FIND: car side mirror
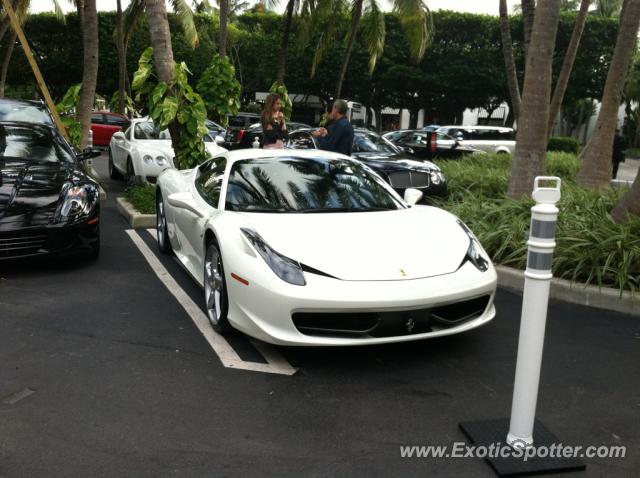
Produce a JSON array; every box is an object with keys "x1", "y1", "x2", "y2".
[
  {"x1": 403, "y1": 188, "x2": 423, "y2": 205},
  {"x1": 76, "y1": 148, "x2": 101, "y2": 161},
  {"x1": 112, "y1": 131, "x2": 126, "y2": 141},
  {"x1": 167, "y1": 192, "x2": 203, "y2": 217},
  {"x1": 214, "y1": 135, "x2": 224, "y2": 145}
]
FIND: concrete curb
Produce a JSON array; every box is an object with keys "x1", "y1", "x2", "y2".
[
  {"x1": 116, "y1": 197, "x2": 156, "y2": 229},
  {"x1": 496, "y1": 265, "x2": 637, "y2": 317}
]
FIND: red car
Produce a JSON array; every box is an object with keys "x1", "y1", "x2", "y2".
[{"x1": 91, "y1": 111, "x2": 130, "y2": 147}]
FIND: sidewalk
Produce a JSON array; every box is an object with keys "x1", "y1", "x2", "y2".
[{"x1": 617, "y1": 157, "x2": 639, "y2": 182}]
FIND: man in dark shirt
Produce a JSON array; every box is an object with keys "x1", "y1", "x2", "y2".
[
  {"x1": 612, "y1": 131, "x2": 626, "y2": 179},
  {"x1": 313, "y1": 99, "x2": 354, "y2": 156}
]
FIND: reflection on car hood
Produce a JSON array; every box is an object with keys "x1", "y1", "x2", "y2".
[
  {"x1": 0, "y1": 158, "x2": 87, "y2": 229},
  {"x1": 240, "y1": 206, "x2": 469, "y2": 281}
]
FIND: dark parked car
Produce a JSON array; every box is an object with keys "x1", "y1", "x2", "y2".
[
  {"x1": 286, "y1": 128, "x2": 447, "y2": 199},
  {"x1": 0, "y1": 122, "x2": 101, "y2": 260},
  {"x1": 224, "y1": 120, "x2": 312, "y2": 150},
  {"x1": 383, "y1": 129, "x2": 479, "y2": 159}
]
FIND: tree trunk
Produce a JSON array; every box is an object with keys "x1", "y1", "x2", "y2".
[
  {"x1": 219, "y1": 0, "x2": 228, "y2": 57},
  {"x1": 507, "y1": 0, "x2": 562, "y2": 199},
  {"x1": 335, "y1": 0, "x2": 363, "y2": 100},
  {"x1": 522, "y1": 0, "x2": 536, "y2": 62},
  {"x1": 77, "y1": 0, "x2": 99, "y2": 150},
  {"x1": 0, "y1": 30, "x2": 16, "y2": 98},
  {"x1": 276, "y1": 0, "x2": 295, "y2": 83},
  {"x1": 548, "y1": 0, "x2": 590, "y2": 137},
  {"x1": 145, "y1": 0, "x2": 180, "y2": 159},
  {"x1": 116, "y1": 0, "x2": 126, "y2": 114},
  {"x1": 577, "y1": 0, "x2": 640, "y2": 189},
  {"x1": 499, "y1": 0, "x2": 521, "y2": 120},
  {"x1": 612, "y1": 171, "x2": 640, "y2": 221}
]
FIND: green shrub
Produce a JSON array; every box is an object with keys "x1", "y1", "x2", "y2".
[
  {"x1": 124, "y1": 184, "x2": 156, "y2": 215},
  {"x1": 197, "y1": 54, "x2": 241, "y2": 127},
  {"x1": 433, "y1": 154, "x2": 640, "y2": 293},
  {"x1": 548, "y1": 136, "x2": 581, "y2": 154}
]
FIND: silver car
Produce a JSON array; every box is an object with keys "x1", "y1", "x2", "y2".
[{"x1": 436, "y1": 125, "x2": 516, "y2": 154}]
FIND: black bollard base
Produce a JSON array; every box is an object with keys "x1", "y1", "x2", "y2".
[{"x1": 458, "y1": 418, "x2": 585, "y2": 477}]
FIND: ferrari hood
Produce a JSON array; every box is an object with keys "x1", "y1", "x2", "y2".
[
  {"x1": 0, "y1": 158, "x2": 73, "y2": 228},
  {"x1": 240, "y1": 206, "x2": 470, "y2": 281}
]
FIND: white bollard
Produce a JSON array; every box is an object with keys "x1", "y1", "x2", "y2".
[{"x1": 506, "y1": 176, "x2": 562, "y2": 450}]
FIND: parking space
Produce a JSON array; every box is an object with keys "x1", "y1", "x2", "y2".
[{"x1": 0, "y1": 154, "x2": 638, "y2": 477}]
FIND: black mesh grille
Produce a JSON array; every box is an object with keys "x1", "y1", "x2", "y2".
[
  {"x1": 0, "y1": 231, "x2": 47, "y2": 259},
  {"x1": 292, "y1": 295, "x2": 491, "y2": 338}
]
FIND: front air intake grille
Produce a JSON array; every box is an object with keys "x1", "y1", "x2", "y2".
[
  {"x1": 292, "y1": 295, "x2": 491, "y2": 338},
  {"x1": 0, "y1": 232, "x2": 47, "y2": 259}
]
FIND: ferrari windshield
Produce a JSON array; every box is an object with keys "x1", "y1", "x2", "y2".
[
  {"x1": 0, "y1": 124, "x2": 74, "y2": 163},
  {"x1": 354, "y1": 132, "x2": 399, "y2": 154},
  {"x1": 225, "y1": 157, "x2": 404, "y2": 213}
]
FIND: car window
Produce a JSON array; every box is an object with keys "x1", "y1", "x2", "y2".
[
  {"x1": 91, "y1": 113, "x2": 104, "y2": 124},
  {"x1": 226, "y1": 157, "x2": 403, "y2": 213},
  {"x1": 105, "y1": 114, "x2": 129, "y2": 127},
  {"x1": 0, "y1": 103, "x2": 54, "y2": 125},
  {"x1": 407, "y1": 133, "x2": 429, "y2": 145},
  {"x1": 353, "y1": 132, "x2": 398, "y2": 154},
  {"x1": 0, "y1": 124, "x2": 75, "y2": 163},
  {"x1": 134, "y1": 122, "x2": 169, "y2": 140},
  {"x1": 195, "y1": 156, "x2": 227, "y2": 208},
  {"x1": 288, "y1": 133, "x2": 315, "y2": 149}
]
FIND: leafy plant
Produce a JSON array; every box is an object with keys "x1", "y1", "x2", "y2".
[
  {"x1": 269, "y1": 81, "x2": 292, "y2": 120},
  {"x1": 109, "y1": 90, "x2": 137, "y2": 115},
  {"x1": 56, "y1": 84, "x2": 82, "y2": 148},
  {"x1": 132, "y1": 47, "x2": 210, "y2": 170},
  {"x1": 125, "y1": 184, "x2": 156, "y2": 214},
  {"x1": 548, "y1": 136, "x2": 581, "y2": 154},
  {"x1": 433, "y1": 153, "x2": 640, "y2": 293},
  {"x1": 196, "y1": 54, "x2": 241, "y2": 127}
]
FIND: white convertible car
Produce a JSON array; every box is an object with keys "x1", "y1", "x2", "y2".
[
  {"x1": 108, "y1": 117, "x2": 226, "y2": 183},
  {"x1": 156, "y1": 148, "x2": 497, "y2": 346}
]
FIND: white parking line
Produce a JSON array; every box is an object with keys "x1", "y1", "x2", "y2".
[{"x1": 126, "y1": 229, "x2": 296, "y2": 376}]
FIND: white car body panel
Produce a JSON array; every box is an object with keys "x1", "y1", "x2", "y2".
[
  {"x1": 157, "y1": 149, "x2": 497, "y2": 346},
  {"x1": 109, "y1": 117, "x2": 226, "y2": 183}
]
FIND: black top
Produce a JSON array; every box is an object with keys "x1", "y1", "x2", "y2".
[
  {"x1": 262, "y1": 118, "x2": 288, "y2": 145},
  {"x1": 316, "y1": 116, "x2": 355, "y2": 156}
]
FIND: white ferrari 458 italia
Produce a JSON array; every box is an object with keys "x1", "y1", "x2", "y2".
[
  {"x1": 156, "y1": 148, "x2": 497, "y2": 346},
  {"x1": 108, "y1": 117, "x2": 226, "y2": 184}
]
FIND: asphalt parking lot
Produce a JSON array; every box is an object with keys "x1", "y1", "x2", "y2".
[{"x1": 0, "y1": 154, "x2": 638, "y2": 477}]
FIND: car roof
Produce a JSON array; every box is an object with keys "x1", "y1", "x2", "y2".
[
  {"x1": 0, "y1": 98, "x2": 47, "y2": 108},
  {"x1": 438, "y1": 125, "x2": 513, "y2": 131},
  {"x1": 224, "y1": 147, "x2": 352, "y2": 167}
]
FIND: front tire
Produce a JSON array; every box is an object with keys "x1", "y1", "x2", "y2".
[
  {"x1": 156, "y1": 192, "x2": 171, "y2": 255},
  {"x1": 125, "y1": 157, "x2": 136, "y2": 184},
  {"x1": 204, "y1": 241, "x2": 231, "y2": 333}
]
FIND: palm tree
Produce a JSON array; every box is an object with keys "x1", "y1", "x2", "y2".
[
  {"x1": 275, "y1": 0, "x2": 300, "y2": 83},
  {"x1": 577, "y1": 0, "x2": 640, "y2": 189},
  {"x1": 547, "y1": 0, "x2": 591, "y2": 136},
  {"x1": 77, "y1": 0, "x2": 99, "y2": 150},
  {"x1": 323, "y1": 0, "x2": 433, "y2": 100},
  {"x1": 145, "y1": 0, "x2": 180, "y2": 153},
  {"x1": 116, "y1": 0, "x2": 198, "y2": 114},
  {"x1": 507, "y1": 0, "x2": 563, "y2": 199},
  {"x1": 499, "y1": 0, "x2": 521, "y2": 120},
  {"x1": 612, "y1": 171, "x2": 640, "y2": 221}
]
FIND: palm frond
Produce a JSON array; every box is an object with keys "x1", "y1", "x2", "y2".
[
  {"x1": 123, "y1": 0, "x2": 146, "y2": 45},
  {"x1": 51, "y1": 0, "x2": 66, "y2": 22},
  {"x1": 169, "y1": 0, "x2": 199, "y2": 47},
  {"x1": 361, "y1": 0, "x2": 385, "y2": 75},
  {"x1": 393, "y1": 0, "x2": 434, "y2": 63}
]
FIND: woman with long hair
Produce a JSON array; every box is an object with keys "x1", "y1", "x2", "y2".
[{"x1": 261, "y1": 93, "x2": 288, "y2": 149}]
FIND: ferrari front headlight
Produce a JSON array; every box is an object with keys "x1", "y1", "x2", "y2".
[
  {"x1": 56, "y1": 183, "x2": 98, "y2": 223},
  {"x1": 457, "y1": 220, "x2": 489, "y2": 272},
  {"x1": 241, "y1": 228, "x2": 306, "y2": 286}
]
